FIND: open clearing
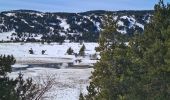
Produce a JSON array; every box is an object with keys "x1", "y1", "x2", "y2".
[{"x1": 0, "y1": 42, "x2": 98, "y2": 100}]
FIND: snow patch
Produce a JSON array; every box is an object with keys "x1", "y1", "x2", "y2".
[
  {"x1": 58, "y1": 17, "x2": 70, "y2": 31},
  {"x1": 49, "y1": 23, "x2": 57, "y2": 26},
  {"x1": 117, "y1": 29, "x2": 127, "y2": 34},
  {"x1": 21, "y1": 19, "x2": 28, "y2": 24},
  {"x1": 120, "y1": 15, "x2": 144, "y2": 30},
  {"x1": 117, "y1": 20, "x2": 124, "y2": 26},
  {"x1": 12, "y1": 64, "x2": 28, "y2": 68},
  {"x1": 113, "y1": 16, "x2": 118, "y2": 20},
  {"x1": 4, "y1": 13, "x2": 15, "y2": 17},
  {"x1": 9, "y1": 67, "x2": 93, "y2": 100},
  {"x1": 36, "y1": 13, "x2": 44, "y2": 17},
  {"x1": 136, "y1": 23, "x2": 144, "y2": 30},
  {"x1": 0, "y1": 30, "x2": 16, "y2": 41},
  {"x1": 95, "y1": 22, "x2": 101, "y2": 31}
]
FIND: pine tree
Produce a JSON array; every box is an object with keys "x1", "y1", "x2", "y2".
[
  {"x1": 0, "y1": 77, "x2": 18, "y2": 100},
  {"x1": 0, "y1": 55, "x2": 16, "y2": 76},
  {"x1": 67, "y1": 47, "x2": 74, "y2": 55},
  {"x1": 15, "y1": 73, "x2": 39, "y2": 100},
  {"x1": 0, "y1": 55, "x2": 41, "y2": 100},
  {"x1": 123, "y1": 0, "x2": 170, "y2": 99},
  {"x1": 79, "y1": 92, "x2": 85, "y2": 100},
  {"x1": 0, "y1": 55, "x2": 18, "y2": 100},
  {"x1": 29, "y1": 48, "x2": 34, "y2": 54},
  {"x1": 85, "y1": 14, "x2": 130, "y2": 100},
  {"x1": 79, "y1": 44, "x2": 86, "y2": 56},
  {"x1": 128, "y1": 0, "x2": 170, "y2": 99},
  {"x1": 85, "y1": 0, "x2": 170, "y2": 100}
]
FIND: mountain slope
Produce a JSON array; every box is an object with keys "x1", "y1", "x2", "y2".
[{"x1": 0, "y1": 10, "x2": 153, "y2": 42}]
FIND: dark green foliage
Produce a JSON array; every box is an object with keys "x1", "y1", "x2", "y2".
[
  {"x1": 0, "y1": 55, "x2": 18, "y2": 100},
  {"x1": 79, "y1": 92, "x2": 85, "y2": 100},
  {"x1": 41, "y1": 50, "x2": 46, "y2": 55},
  {"x1": 126, "y1": 0, "x2": 170, "y2": 99},
  {"x1": 41, "y1": 34, "x2": 66, "y2": 43},
  {"x1": 67, "y1": 47, "x2": 74, "y2": 55},
  {"x1": 29, "y1": 48, "x2": 34, "y2": 54},
  {"x1": 79, "y1": 44, "x2": 86, "y2": 56},
  {"x1": 47, "y1": 40, "x2": 51, "y2": 44},
  {"x1": 85, "y1": 14, "x2": 130, "y2": 100},
  {"x1": 82, "y1": 32, "x2": 99, "y2": 42},
  {"x1": 0, "y1": 55, "x2": 16, "y2": 76},
  {"x1": 15, "y1": 73, "x2": 39, "y2": 100},
  {"x1": 85, "y1": 82, "x2": 97, "y2": 100},
  {"x1": 0, "y1": 77, "x2": 18, "y2": 100},
  {"x1": 0, "y1": 55, "x2": 39, "y2": 100},
  {"x1": 84, "y1": 0, "x2": 170, "y2": 100}
]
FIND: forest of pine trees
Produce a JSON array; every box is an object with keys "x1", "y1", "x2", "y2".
[{"x1": 82, "y1": 0, "x2": 170, "y2": 100}]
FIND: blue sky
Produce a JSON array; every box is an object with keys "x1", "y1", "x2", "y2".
[{"x1": 0, "y1": 0, "x2": 169, "y2": 12}]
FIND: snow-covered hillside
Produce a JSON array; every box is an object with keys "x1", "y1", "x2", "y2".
[{"x1": 0, "y1": 10, "x2": 153, "y2": 42}]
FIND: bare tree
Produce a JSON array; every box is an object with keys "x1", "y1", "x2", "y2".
[
  {"x1": 34, "y1": 73, "x2": 56, "y2": 100},
  {"x1": 15, "y1": 72, "x2": 56, "y2": 100}
]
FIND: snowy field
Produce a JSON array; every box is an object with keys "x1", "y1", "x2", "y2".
[
  {"x1": 0, "y1": 42, "x2": 98, "y2": 100},
  {"x1": 0, "y1": 43, "x2": 99, "y2": 65},
  {"x1": 9, "y1": 67, "x2": 93, "y2": 100}
]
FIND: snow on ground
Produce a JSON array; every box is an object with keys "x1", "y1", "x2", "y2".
[
  {"x1": 136, "y1": 22, "x2": 144, "y2": 30},
  {"x1": 113, "y1": 16, "x2": 118, "y2": 21},
  {"x1": 58, "y1": 17, "x2": 70, "y2": 31},
  {"x1": 4, "y1": 13, "x2": 15, "y2": 17},
  {"x1": 0, "y1": 43, "x2": 98, "y2": 63},
  {"x1": 21, "y1": 19, "x2": 28, "y2": 24},
  {"x1": 12, "y1": 64, "x2": 28, "y2": 68},
  {"x1": 0, "y1": 30, "x2": 16, "y2": 41},
  {"x1": 32, "y1": 34, "x2": 43, "y2": 40},
  {"x1": 0, "y1": 43, "x2": 98, "y2": 65},
  {"x1": 95, "y1": 22, "x2": 101, "y2": 31},
  {"x1": 0, "y1": 42, "x2": 99, "y2": 100},
  {"x1": 9, "y1": 67, "x2": 93, "y2": 100},
  {"x1": 120, "y1": 15, "x2": 144, "y2": 30},
  {"x1": 35, "y1": 13, "x2": 44, "y2": 17},
  {"x1": 117, "y1": 20, "x2": 124, "y2": 26},
  {"x1": 117, "y1": 29, "x2": 127, "y2": 34}
]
